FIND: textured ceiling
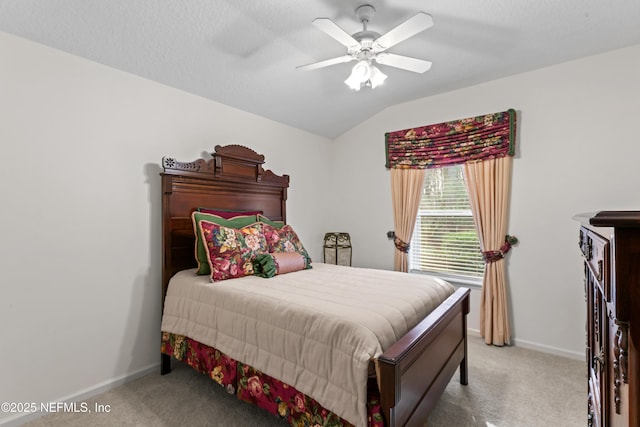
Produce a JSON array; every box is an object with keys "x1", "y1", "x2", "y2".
[{"x1": 1, "y1": 0, "x2": 639, "y2": 138}]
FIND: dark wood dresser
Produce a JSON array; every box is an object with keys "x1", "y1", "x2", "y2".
[{"x1": 575, "y1": 212, "x2": 640, "y2": 427}]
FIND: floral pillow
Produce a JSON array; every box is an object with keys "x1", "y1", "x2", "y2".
[
  {"x1": 191, "y1": 212, "x2": 259, "y2": 275},
  {"x1": 199, "y1": 220, "x2": 268, "y2": 281},
  {"x1": 262, "y1": 224, "x2": 312, "y2": 269}
]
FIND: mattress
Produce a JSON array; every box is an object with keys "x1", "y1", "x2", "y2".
[{"x1": 161, "y1": 262, "x2": 454, "y2": 427}]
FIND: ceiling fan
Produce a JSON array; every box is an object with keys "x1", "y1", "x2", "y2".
[{"x1": 297, "y1": 4, "x2": 433, "y2": 91}]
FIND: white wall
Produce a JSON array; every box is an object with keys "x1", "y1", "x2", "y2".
[
  {"x1": 0, "y1": 31, "x2": 331, "y2": 425},
  {"x1": 330, "y1": 44, "x2": 640, "y2": 358}
]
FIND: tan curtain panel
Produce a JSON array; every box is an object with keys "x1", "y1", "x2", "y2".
[
  {"x1": 463, "y1": 157, "x2": 513, "y2": 346},
  {"x1": 390, "y1": 168, "x2": 426, "y2": 272}
]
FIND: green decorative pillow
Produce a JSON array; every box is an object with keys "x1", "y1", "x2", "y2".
[
  {"x1": 257, "y1": 214, "x2": 285, "y2": 229},
  {"x1": 198, "y1": 208, "x2": 263, "y2": 219},
  {"x1": 200, "y1": 221, "x2": 267, "y2": 281},
  {"x1": 262, "y1": 223, "x2": 312, "y2": 269},
  {"x1": 192, "y1": 211, "x2": 258, "y2": 275}
]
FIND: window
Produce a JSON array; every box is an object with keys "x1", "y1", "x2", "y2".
[{"x1": 409, "y1": 165, "x2": 484, "y2": 281}]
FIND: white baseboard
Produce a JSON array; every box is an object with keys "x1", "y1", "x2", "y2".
[
  {"x1": 511, "y1": 337, "x2": 584, "y2": 360},
  {"x1": 467, "y1": 328, "x2": 584, "y2": 361},
  {"x1": 0, "y1": 363, "x2": 159, "y2": 427}
]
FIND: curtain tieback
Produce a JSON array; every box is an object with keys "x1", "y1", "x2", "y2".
[
  {"x1": 482, "y1": 235, "x2": 518, "y2": 263},
  {"x1": 394, "y1": 237, "x2": 410, "y2": 253}
]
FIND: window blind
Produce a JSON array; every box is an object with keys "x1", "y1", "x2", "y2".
[{"x1": 409, "y1": 165, "x2": 484, "y2": 279}]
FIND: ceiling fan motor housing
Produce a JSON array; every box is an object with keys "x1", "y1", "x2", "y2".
[
  {"x1": 348, "y1": 31, "x2": 380, "y2": 58},
  {"x1": 351, "y1": 4, "x2": 379, "y2": 59}
]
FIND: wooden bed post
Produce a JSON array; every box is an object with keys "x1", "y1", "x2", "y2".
[
  {"x1": 161, "y1": 353, "x2": 171, "y2": 375},
  {"x1": 460, "y1": 293, "x2": 469, "y2": 385}
]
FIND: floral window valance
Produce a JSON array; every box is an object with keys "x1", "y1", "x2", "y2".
[{"x1": 385, "y1": 109, "x2": 517, "y2": 169}]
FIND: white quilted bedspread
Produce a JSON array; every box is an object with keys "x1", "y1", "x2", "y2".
[{"x1": 161, "y1": 262, "x2": 454, "y2": 427}]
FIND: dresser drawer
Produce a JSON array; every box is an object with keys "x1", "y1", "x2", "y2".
[{"x1": 579, "y1": 227, "x2": 610, "y2": 301}]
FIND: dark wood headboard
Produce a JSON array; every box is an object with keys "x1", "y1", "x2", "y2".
[{"x1": 160, "y1": 144, "x2": 290, "y2": 302}]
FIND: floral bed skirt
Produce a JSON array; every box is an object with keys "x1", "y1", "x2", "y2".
[{"x1": 161, "y1": 332, "x2": 384, "y2": 427}]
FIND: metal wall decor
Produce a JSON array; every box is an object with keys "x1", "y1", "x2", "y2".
[{"x1": 323, "y1": 232, "x2": 352, "y2": 266}]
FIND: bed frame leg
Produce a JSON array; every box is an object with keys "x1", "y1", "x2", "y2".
[
  {"x1": 459, "y1": 315, "x2": 468, "y2": 385},
  {"x1": 459, "y1": 354, "x2": 468, "y2": 385},
  {"x1": 161, "y1": 353, "x2": 172, "y2": 375}
]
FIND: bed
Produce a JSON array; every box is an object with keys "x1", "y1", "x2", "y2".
[{"x1": 160, "y1": 144, "x2": 470, "y2": 427}]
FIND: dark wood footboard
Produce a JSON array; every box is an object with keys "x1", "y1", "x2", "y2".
[{"x1": 378, "y1": 287, "x2": 470, "y2": 427}]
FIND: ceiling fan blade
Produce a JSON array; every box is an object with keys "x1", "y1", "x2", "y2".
[
  {"x1": 312, "y1": 18, "x2": 361, "y2": 49},
  {"x1": 296, "y1": 55, "x2": 354, "y2": 71},
  {"x1": 374, "y1": 53, "x2": 432, "y2": 73},
  {"x1": 372, "y1": 12, "x2": 433, "y2": 52}
]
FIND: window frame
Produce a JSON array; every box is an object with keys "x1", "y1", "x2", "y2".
[{"x1": 408, "y1": 165, "x2": 484, "y2": 288}]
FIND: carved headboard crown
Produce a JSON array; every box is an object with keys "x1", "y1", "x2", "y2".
[{"x1": 162, "y1": 144, "x2": 289, "y2": 186}]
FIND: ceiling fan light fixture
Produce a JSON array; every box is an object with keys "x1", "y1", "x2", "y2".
[
  {"x1": 344, "y1": 60, "x2": 372, "y2": 91},
  {"x1": 344, "y1": 72, "x2": 363, "y2": 91},
  {"x1": 368, "y1": 65, "x2": 387, "y2": 88},
  {"x1": 345, "y1": 60, "x2": 386, "y2": 91}
]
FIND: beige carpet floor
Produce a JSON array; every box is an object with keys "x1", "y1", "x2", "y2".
[{"x1": 22, "y1": 335, "x2": 586, "y2": 427}]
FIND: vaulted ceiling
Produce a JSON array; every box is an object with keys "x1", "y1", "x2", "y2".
[{"x1": 1, "y1": 0, "x2": 639, "y2": 138}]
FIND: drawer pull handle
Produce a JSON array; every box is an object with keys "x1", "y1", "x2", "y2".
[
  {"x1": 598, "y1": 260, "x2": 603, "y2": 281},
  {"x1": 593, "y1": 351, "x2": 605, "y2": 372}
]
